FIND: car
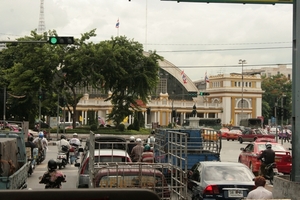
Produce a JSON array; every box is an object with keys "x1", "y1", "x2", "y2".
[
  {"x1": 187, "y1": 161, "x2": 255, "y2": 200},
  {"x1": 238, "y1": 138, "x2": 292, "y2": 175},
  {"x1": 93, "y1": 164, "x2": 170, "y2": 199},
  {"x1": 226, "y1": 129, "x2": 241, "y2": 141},
  {"x1": 58, "y1": 121, "x2": 81, "y2": 130},
  {"x1": 269, "y1": 127, "x2": 281, "y2": 135},
  {"x1": 219, "y1": 127, "x2": 230, "y2": 139},
  {"x1": 75, "y1": 148, "x2": 132, "y2": 188},
  {"x1": 237, "y1": 128, "x2": 275, "y2": 143}
]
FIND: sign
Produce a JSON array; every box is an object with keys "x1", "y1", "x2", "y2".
[{"x1": 161, "y1": 0, "x2": 292, "y2": 4}]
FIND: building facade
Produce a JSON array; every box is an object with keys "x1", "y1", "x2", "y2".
[{"x1": 66, "y1": 58, "x2": 263, "y2": 127}]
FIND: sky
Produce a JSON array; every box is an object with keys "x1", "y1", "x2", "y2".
[{"x1": 0, "y1": 0, "x2": 293, "y2": 81}]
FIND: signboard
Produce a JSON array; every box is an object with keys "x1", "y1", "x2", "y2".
[{"x1": 161, "y1": 0, "x2": 293, "y2": 4}]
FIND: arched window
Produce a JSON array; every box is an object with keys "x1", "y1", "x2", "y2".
[{"x1": 238, "y1": 99, "x2": 249, "y2": 108}]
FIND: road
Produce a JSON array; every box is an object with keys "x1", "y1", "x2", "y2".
[{"x1": 26, "y1": 136, "x2": 292, "y2": 191}]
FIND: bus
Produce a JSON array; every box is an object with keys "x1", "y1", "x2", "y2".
[{"x1": 239, "y1": 118, "x2": 262, "y2": 129}]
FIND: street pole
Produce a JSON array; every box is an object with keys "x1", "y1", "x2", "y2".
[
  {"x1": 281, "y1": 95, "x2": 286, "y2": 145},
  {"x1": 57, "y1": 94, "x2": 59, "y2": 140},
  {"x1": 275, "y1": 99, "x2": 278, "y2": 143},
  {"x1": 3, "y1": 86, "x2": 6, "y2": 125},
  {"x1": 239, "y1": 59, "x2": 247, "y2": 121}
]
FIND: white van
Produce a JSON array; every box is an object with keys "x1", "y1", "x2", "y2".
[{"x1": 58, "y1": 121, "x2": 81, "y2": 129}]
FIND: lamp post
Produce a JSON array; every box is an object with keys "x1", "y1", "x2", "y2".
[{"x1": 239, "y1": 59, "x2": 247, "y2": 121}]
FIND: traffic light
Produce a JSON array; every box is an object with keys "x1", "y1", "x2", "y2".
[
  {"x1": 199, "y1": 92, "x2": 210, "y2": 96},
  {"x1": 38, "y1": 91, "x2": 43, "y2": 100},
  {"x1": 188, "y1": 92, "x2": 198, "y2": 97},
  {"x1": 49, "y1": 36, "x2": 74, "y2": 45}
]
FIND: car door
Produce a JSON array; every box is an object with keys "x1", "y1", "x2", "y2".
[{"x1": 244, "y1": 144, "x2": 254, "y2": 167}]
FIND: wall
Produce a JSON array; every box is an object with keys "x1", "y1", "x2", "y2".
[{"x1": 273, "y1": 175, "x2": 300, "y2": 200}]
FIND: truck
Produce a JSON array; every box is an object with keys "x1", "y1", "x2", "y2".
[
  {"x1": 0, "y1": 121, "x2": 29, "y2": 190},
  {"x1": 153, "y1": 127, "x2": 222, "y2": 184},
  {"x1": 85, "y1": 131, "x2": 188, "y2": 200}
]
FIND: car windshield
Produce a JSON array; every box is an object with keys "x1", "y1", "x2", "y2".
[
  {"x1": 203, "y1": 165, "x2": 254, "y2": 182},
  {"x1": 257, "y1": 144, "x2": 286, "y2": 151}
]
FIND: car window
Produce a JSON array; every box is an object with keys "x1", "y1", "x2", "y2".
[
  {"x1": 257, "y1": 144, "x2": 286, "y2": 152},
  {"x1": 203, "y1": 166, "x2": 254, "y2": 181},
  {"x1": 245, "y1": 144, "x2": 254, "y2": 152}
]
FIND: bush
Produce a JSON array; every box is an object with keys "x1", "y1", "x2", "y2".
[
  {"x1": 127, "y1": 124, "x2": 134, "y2": 130},
  {"x1": 90, "y1": 124, "x2": 98, "y2": 131},
  {"x1": 118, "y1": 124, "x2": 125, "y2": 132}
]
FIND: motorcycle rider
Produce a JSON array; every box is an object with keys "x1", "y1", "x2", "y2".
[
  {"x1": 25, "y1": 136, "x2": 37, "y2": 174},
  {"x1": 33, "y1": 131, "x2": 48, "y2": 162},
  {"x1": 69, "y1": 133, "x2": 81, "y2": 164},
  {"x1": 141, "y1": 144, "x2": 154, "y2": 163},
  {"x1": 257, "y1": 142, "x2": 275, "y2": 177},
  {"x1": 127, "y1": 136, "x2": 136, "y2": 154},
  {"x1": 130, "y1": 138, "x2": 144, "y2": 162},
  {"x1": 39, "y1": 159, "x2": 66, "y2": 189},
  {"x1": 57, "y1": 135, "x2": 71, "y2": 164}
]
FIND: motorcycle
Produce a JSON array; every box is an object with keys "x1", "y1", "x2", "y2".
[
  {"x1": 264, "y1": 162, "x2": 278, "y2": 185},
  {"x1": 56, "y1": 145, "x2": 69, "y2": 169},
  {"x1": 69, "y1": 144, "x2": 80, "y2": 164},
  {"x1": 36, "y1": 147, "x2": 46, "y2": 165},
  {"x1": 39, "y1": 173, "x2": 66, "y2": 189},
  {"x1": 28, "y1": 148, "x2": 38, "y2": 176}
]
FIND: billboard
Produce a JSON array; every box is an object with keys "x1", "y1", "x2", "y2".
[{"x1": 161, "y1": 0, "x2": 292, "y2": 4}]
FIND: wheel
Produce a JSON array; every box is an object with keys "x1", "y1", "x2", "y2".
[
  {"x1": 232, "y1": 139, "x2": 234, "y2": 141},
  {"x1": 250, "y1": 163, "x2": 258, "y2": 176},
  {"x1": 269, "y1": 170, "x2": 274, "y2": 185},
  {"x1": 192, "y1": 195, "x2": 201, "y2": 200},
  {"x1": 59, "y1": 165, "x2": 62, "y2": 169},
  {"x1": 239, "y1": 138, "x2": 243, "y2": 144},
  {"x1": 227, "y1": 139, "x2": 229, "y2": 141}
]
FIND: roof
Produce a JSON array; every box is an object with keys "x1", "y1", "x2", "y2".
[
  {"x1": 93, "y1": 149, "x2": 130, "y2": 157},
  {"x1": 200, "y1": 161, "x2": 247, "y2": 167}
]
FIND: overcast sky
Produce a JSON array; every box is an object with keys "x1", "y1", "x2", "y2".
[{"x1": 0, "y1": 0, "x2": 293, "y2": 81}]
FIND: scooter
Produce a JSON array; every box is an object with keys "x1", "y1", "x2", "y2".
[
  {"x1": 36, "y1": 147, "x2": 46, "y2": 165},
  {"x1": 69, "y1": 144, "x2": 80, "y2": 164},
  {"x1": 264, "y1": 162, "x2": 278, "y2": 185},
  {"x1": 56, "y1": 145, "x2": 68, "y2": 169},
  {"x1": 28, "y1": 148, "x2": 38, "y2": 176}
]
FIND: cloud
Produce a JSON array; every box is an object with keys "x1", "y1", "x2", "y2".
[{"x1": 0, "y1": 0, "x2": 293, "y2": 80}]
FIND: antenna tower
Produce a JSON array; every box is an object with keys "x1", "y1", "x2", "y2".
[{"x1": 37, "y1": 0, "x2": 46, "y2": 34}]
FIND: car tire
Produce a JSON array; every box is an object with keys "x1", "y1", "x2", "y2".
[
  {"x1": 227, "y1": 139, "x2": 229, "y2": 141},
  {"x1": 239, "y1": 138, "x2": 243, "y2": 144},
  {"x1": 192, "y1": 195, "x2": 201, "y2": 200}
]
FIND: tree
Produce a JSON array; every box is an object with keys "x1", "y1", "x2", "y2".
[
  {"x1": 95, "y1": 36, "x2": 162, "y2": 126},
  {"x1": 261, "y1": 74, "x2": 292, "y2": 124}
]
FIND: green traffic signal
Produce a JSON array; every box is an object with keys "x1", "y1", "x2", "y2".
[
  {"x1": 199, "y1": 92, "x2": 210, "y2": 96},
  {"x1": 49, "y1": 36, "x2": 74, "y2": 45}
]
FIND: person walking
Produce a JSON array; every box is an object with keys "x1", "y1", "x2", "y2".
[
  {"x1": 130, "y1": 138, "x2": 144, "y2": 162},
  {"x1": 246, "y1": 176, "x2": 273, "y2": 199}
]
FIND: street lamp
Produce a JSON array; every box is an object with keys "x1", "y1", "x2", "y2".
[{"x1": 239, "y1": 59, "x2": 247, "y2": 121}]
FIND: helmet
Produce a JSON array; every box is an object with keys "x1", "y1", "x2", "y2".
[
  {"x1": 129, "y1": 136, "x2": 135, "y2": 142},
  {"x1": 73, "y1": 133, "x2": 78, "y2": 137},
  {"x1": 136, "y1": 138, "x2": 142, "y2": 143},
  {"x1": 38, "y1": 132, "x2": 44, "y2": 139},
  {"x1": 144, "y1": 144, "x2": 151, "y2": 151},
  {"x1": 48, "y1": 159, "x2": 57, "y2": 171},
  {"x1": 265, "y1": 142, "x2": 272, "y2": 149},
  {"x1": 61, "y1": 135, "x2": 66, "y2": 140}
]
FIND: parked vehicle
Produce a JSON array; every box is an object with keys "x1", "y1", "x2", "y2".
[
  {"x1": 187, "y1": 161, "x2": 255, "y2": 200},
  {"x1": 238, "y1": 128, "x2": 275, "y2": 143},
  {"x1": 75, "y1": 137, "x2": 132, "y2": 188},
  {"x1": 0, "y1": 121, "x2": 29, "y2": 189},
  {"x1": 226, "y1": 129, "x2": 242, "y2": 141},
  {"x1": 93, "y1": 163, "x2": 171, "y2": 199},
  {"x1": 238, "y1": 138, "x2": 292, "y2": 175}
]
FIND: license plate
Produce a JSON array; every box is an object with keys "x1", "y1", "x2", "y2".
[
  {"x1": 228, "y1": 190, "x2": 243, "y2": 198},
  {"x1": 273, "y1": 168, "x2": 278, "y2": 173}
]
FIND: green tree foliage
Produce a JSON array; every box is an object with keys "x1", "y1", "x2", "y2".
[
  {"x1": 261, "y1": 74, "x2": 292, "y2": 124},
  {"x1": 97, "y1": 36, "x2": 162, "y2": 126}
]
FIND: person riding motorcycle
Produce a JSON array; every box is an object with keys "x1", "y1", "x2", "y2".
[
  {"x1": 33, "y1": 131, "x2": 48, "y2": 163},
  {"x1": 68, "y1": 133, "x2": 81, "y2": 164},
  {"x1": 57, "y1": 135, "x2": 71, "y2": 163},
  {"x1": 39, "y1": 159, "x2": 66, "y2": 189},
  {"x1": 257, "y1": 142, "x2": 275, "y2": 177}
]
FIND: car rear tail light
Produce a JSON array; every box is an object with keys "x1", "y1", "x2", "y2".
[{"x1": 203, "y1": 185, "x2": 220, "y2": 195}]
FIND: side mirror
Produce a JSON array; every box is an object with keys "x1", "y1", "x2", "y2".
[{"x1": 240, "y1": 147, "x2": 245, "y2": 151}]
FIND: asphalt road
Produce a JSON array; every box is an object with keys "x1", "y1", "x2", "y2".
[{"x1": 26, "y1": 135, "x2": 292, "y2": 192}]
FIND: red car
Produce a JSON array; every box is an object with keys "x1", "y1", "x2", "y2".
[
  {"x1": 226, "y1": 129, "x2": 241, "y2": 141},
  {"x1": 237, "y1": 128, "x2": 275, "y2": 144},
  {"x1": 238, "y1": 138, "x2": 292, "y2": 175}
]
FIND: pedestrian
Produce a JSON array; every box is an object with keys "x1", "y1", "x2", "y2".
[
  {"x1": 246, "y1": 176, "x2": 273, "y2": 199},
  {"x1": 130, "y1": 138, "x2": 144, "y2": 162},
  {"x1": 141, "y1": 144, "x2": 154, "y2": 163}
]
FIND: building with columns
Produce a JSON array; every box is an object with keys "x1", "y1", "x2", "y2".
[{"x1": 66, "y1": 58, "x2": 263, "y2": 127}]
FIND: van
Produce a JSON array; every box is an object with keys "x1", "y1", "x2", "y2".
[{"x1": 58, "y1": 121, "x2": 81, "y2": 129}]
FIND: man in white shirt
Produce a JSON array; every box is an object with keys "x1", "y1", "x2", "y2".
[
  {"x1": 56, "y1": 135, "x2": 71, "y2": 163},
  {"x1": 247, "y1": 176, "x2": 273, "y2": 199},
  {"x1": 69, "y1": 133, "x2": 81, "y2": 164}
]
